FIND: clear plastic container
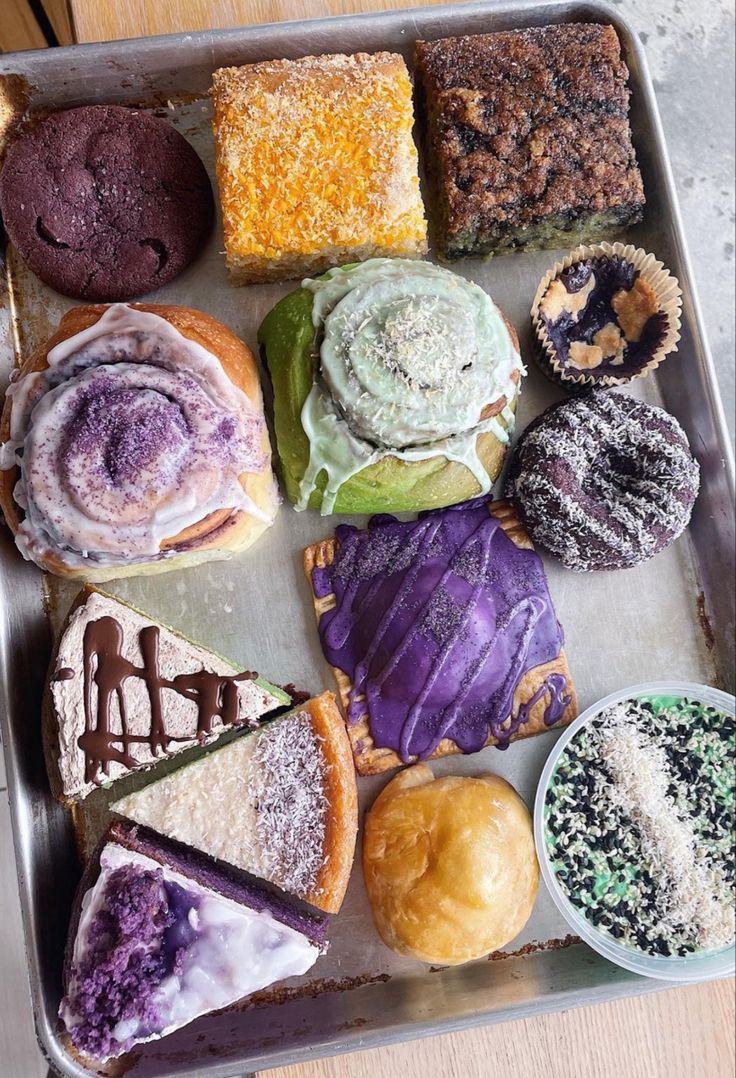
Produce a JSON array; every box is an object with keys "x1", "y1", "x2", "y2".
[{"x1": 534, "y1": 681, "x2": 736, "y2": 982}]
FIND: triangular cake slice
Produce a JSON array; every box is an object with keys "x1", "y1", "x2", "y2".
[
  {"x1": 113, "y1": 693, "x2": 358, "y2": 913},
  {"x1": 46, "y1": 587, "x2": 290, "y2": 804},
  {"x1": 59, "y1": 820, "x2": 327, "y2": 1066}
]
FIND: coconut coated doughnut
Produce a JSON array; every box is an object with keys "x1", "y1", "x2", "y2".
[{"x1": 505, "y1": 391, "x2": 700, "y2": 572}]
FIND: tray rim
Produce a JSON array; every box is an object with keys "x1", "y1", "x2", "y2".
[
  {"x1": 0, "y1": 0, "x2": 732, "y2": 483},
  {"x1": 0, "y1": 2, "x2": 734, "y2": 1076}
]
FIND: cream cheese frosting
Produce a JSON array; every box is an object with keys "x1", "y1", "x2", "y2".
[
  {"x1": 52, "y1": 591, "x2": 285, "y2": 800},
  {"x1": 297, "y1": 259, "x2": 523, "y2": 513},
  {"x1": 1, "y1": 304, "x2": 274, "y2": 571},
  {"x1": 113, "y1": 710, "x2": 329, "y2": 900},
  {"x1": 61, "y1": 841, "x2": 320, "y2": 1060}
]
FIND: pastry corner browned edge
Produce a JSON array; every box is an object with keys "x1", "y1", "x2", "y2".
[
  {"x1": 297, "y1": 692, "x2": 359, "y2": 913},
  {"x1": 303, "y1": 500, "x2": 578, "y2": 776}
]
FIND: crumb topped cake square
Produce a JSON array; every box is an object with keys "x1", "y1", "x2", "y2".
[
  {"x1": 211, "y1": 52, "x2": 427, "y2": 284},
  {"x1": 415, "y1": 24, "x2": 645, "y2": 258}
]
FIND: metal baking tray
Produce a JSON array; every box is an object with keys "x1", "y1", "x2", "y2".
[{"x1": 0, "y1": 2, "x2": 733, "y2": 1076}]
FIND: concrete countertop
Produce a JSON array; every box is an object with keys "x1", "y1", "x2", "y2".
[{"x1": 617, "y1": 0, "x2": 735, "y2": 434}]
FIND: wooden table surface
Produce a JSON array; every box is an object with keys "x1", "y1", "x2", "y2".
[{"x1": 0, "y1": 1, "x2": 733, "y2": 1076}]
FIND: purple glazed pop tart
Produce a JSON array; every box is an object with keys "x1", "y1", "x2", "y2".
[{"x1": 304, "y1": 499, "x2": 577, "y2": 775}]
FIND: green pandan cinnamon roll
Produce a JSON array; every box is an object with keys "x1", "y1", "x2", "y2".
[{"x1": 258, "y1": 258, "x2": 524, "y2": 515}]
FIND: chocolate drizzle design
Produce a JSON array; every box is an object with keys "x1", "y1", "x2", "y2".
[
  {"x1": 314, "y1": 500, "x2": 571, "y2": 760},
  {"x1": 79, "y1": 616, "x2": 256, "y2": 785}
]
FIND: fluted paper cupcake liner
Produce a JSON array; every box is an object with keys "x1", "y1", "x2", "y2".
[{"x1": 531, "y1": 241, "x2": 683, "y2": 392}]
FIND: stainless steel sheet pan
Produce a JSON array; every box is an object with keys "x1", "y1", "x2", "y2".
[{"x1": 0, "y1": 2, "x2": 733, "y2": 1076}]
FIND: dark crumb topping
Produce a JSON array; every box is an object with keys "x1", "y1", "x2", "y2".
[{"x1": 415, "y1": 24, "x2": 645, "y2": 247}]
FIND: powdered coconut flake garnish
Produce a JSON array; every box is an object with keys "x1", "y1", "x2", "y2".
[
  {"x1": 250, "y1": 712, "x2": 329, "y2": 897},
  {"x1": 599, "y1": 704, "x2": 734, "y2": 951}
]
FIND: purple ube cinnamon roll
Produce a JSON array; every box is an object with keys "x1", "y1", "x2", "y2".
[{"x1": 0, "y1": 302, "x2": 279, "y2": 580}]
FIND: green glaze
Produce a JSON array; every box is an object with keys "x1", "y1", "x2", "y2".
[{"x1": 258, "y1": 260, "x2": 521, "y2": 515}]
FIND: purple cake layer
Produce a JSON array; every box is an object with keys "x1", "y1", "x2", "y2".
[
  {"x1": 63, "y1": 820, "x2": 328, "y2": 993},
  {"x1": 313, "y1": 499, "x2": 568, "y2": 761},
  {"x1": 103, "y1": 821, "x2": 329, "y2": 944}
]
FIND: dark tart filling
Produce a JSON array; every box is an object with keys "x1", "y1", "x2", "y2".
[
  {"x1": 538, "y1": 255, "x2": 668, "y2": 379},
  {"x1": 545, "y1": 696, "x2": 735, "y2": 958}
]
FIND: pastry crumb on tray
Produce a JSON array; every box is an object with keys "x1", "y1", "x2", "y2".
[{"x1": 415, "y1": 23, "x2": 645, "y2": 258}]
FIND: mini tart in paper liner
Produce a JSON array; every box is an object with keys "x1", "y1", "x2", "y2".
[{"x1": 531, "y1": 242, "x2": 682, "y2": 392}]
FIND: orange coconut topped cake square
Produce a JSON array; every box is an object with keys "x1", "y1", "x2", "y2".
[{"x1": 210, "y1": 51, "x2": 427, "y2": 283}]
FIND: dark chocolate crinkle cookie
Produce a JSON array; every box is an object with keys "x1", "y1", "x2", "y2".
[
  {"x1": 504, "y1": 391, "x2": 700, "y2": 572},
  {"x1": 0, "y1": 105, "x2": 214, "y2": 301}
]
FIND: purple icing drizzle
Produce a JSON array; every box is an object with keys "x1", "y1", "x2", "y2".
[
  {"x1": 316, "y1": 500, "x2": 568, "y2": 760},
  {"x1": 63, "y1": 863, "x2": 202, "y2": 1060}
]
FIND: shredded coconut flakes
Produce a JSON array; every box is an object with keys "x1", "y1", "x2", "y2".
[
  {"x1": 250, "y1": 712, "x2": 329, "y2": 897},
  {"x1": 599, "y1": 704, "x2": 734, "y2": 951}
]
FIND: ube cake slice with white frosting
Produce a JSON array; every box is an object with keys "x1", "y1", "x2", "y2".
[
  {"x1": 46, "y1": 587, "x2": 290, "y2": 804},
  {"x1": 60, "y1": 820, "x2": 327, "y2": 1066},
  {"x1": 113, "y1": 693, "x2": 358, "y2": 914}
]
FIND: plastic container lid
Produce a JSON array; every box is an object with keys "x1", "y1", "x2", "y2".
[{"x1": 534, "y1": 681, "x2": 736, "y2": 982}]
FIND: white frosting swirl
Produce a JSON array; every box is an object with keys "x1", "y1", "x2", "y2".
[
  {"x1": 1, "y1": 304, "x2": 273, "y2": 571},
  {"x1": 298, "y1": 260, "x2": 523, "y2": 513}
]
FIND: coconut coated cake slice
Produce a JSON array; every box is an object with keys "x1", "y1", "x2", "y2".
[
  {"x1": 60, "y1": 820, "x2": 327, "y2": 1065},
  {"x1": 113, "y1": 693, "x2": 358, "y2": 913},
  {"x1": 46, "y1": 587, "x2": 290, "y2": 804}
]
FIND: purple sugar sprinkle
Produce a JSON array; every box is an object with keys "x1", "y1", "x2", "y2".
[
  {"x1": 64, "y1": 382, "x2": 189, "y2": 485},
  {"x1": 216, "y1": 415, "x2": 236, "y2": 442}
]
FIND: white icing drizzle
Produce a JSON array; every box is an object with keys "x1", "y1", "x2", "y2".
[
  {"x1": 297, "y1": 259, "x2": 523, "y2": 513},
  {"x1": 598, "y1": 705, "x2": 734, "y2": 951},
  {"x1": 61, "y1": 842, "x2": 320, "y2": 1060},
  {"x1": 1, "y1": 304, "x2": 275, "y2": 570}
]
